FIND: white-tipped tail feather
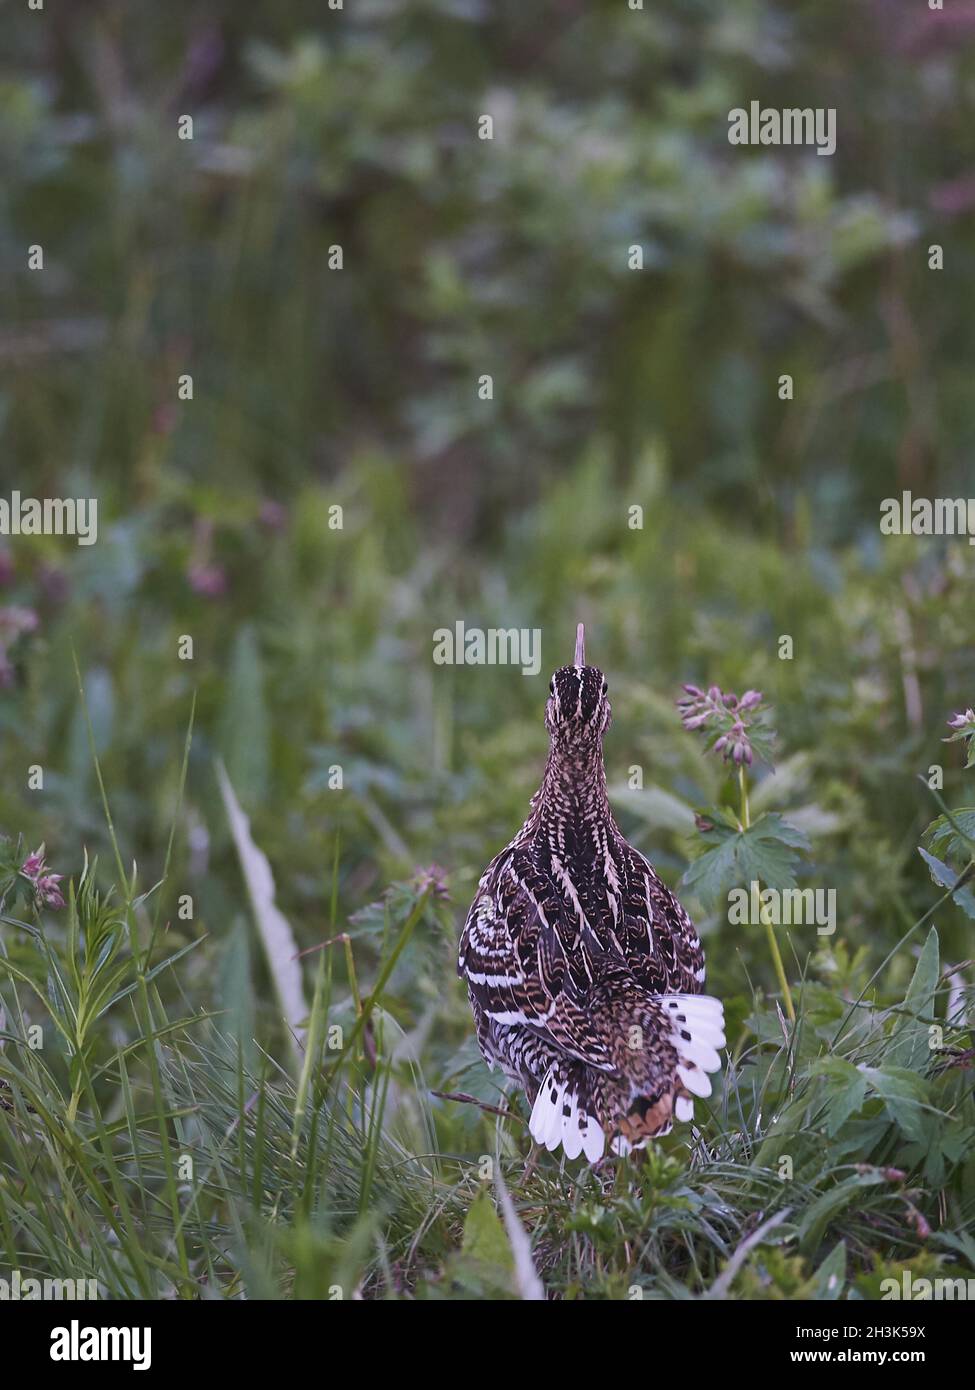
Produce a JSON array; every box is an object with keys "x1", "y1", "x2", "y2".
[
  {"x1": 529, "y1": 1070, "x2": 606, "y2": 1164},
  {"x1": 664, "y1": 992, "x2": 725, "y2": 1108},
  {"x1": 528, "y1": 993, "x2": 725, "y2": 1163}
]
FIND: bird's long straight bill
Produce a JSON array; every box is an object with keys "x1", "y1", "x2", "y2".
[{"x1": 574, "y1": 623, "x2": 585, "y2": 666}]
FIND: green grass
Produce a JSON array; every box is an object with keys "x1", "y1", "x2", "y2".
[{"x1": 1, "y1": 663, "x2": 973, "y2": 1299}]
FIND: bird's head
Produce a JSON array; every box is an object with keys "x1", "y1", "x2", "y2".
[{"x1": 545, "y1": 624, "x2": 612, "y2": 746}]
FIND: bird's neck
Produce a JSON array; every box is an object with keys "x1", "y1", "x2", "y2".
[{"x1": 528, "y1": 738, "x2": 613, "y2": 838}]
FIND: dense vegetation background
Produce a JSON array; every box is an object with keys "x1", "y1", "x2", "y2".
[{"x1": 1, "y1": 0, "x2": 973, "y2": 1300}]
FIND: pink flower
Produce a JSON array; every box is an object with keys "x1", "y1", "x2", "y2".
[
  {"x1": 21, "y1": 847, "x2": 46, "y2": 879},
  {"x1": 20, "y1": 846, "x2": 66, "y2": 909},
  {"x1": 677, "y1": 682, "x2": 766, "y2": 766},
  {"x1": 681, "y1": 712, "x2": 710, "y2": 730},
  {"x1": 36, "y1": 874, "x2": 65, "y2": 909},
  {"x1": 677, "y1": 686, "x2": 719, "y2": 731},
  {"x1": 725, "y1": 720, "x2": 754, "y2": 766}
]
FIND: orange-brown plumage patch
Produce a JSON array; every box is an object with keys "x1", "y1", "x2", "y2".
[{"x1": 614, "y1": 1090, "x2": 674, "y2": 1146}]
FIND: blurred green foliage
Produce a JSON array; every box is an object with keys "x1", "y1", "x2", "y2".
[{"x1": 1, "y1": 0, "x2": 974, "y2": 1298}]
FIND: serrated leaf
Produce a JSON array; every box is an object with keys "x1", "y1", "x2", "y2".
[
  {"x1": 858, "y1": 1065, "x2": 930, "y2": 1141},
  {"x1": 925, "y1": 808, "x2": 975, "y2": 861},
  {"x1": 827, "y1": 1116, "x2": 893, "y2": 1161},
  {"x1": 681, "y1": 812, "x2": 811, "y2": 905},
  {"x1": 810, "y1": 1058, "x2": 869, "y2": 1135}
]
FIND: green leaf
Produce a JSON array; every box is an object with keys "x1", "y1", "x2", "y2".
[
  {"x1": 462, "y1": 1190, "x2": 513, "y2": 1270},
  {"x1": 682, "y1": 812, "x2": 811, "y2": 904},
  {"x1": 799, "y1": 1172, "x2": 888, "y2": 1253},
  {"x1": 858, "y1": 1065, "x2": 931, "y2": 1142},
  {"x1": 218, "y1": 624, "x2": 269, "y2": 806},
  {"x1": 925, "y1": 808, "x2": 975, "y2": 861},
  {"x1": 887, "y1": 927, "x2": 939, "y2": 1071},
  {"x1": 942, "y1": 719, "x2": 975, "y2": 768},
  {"x1": 826, "y1": 1117, "x2": 892, "y2": 1161},
  {"x1": 809, "y1": 1058, "x2": 869, "y2": 1136},
  {"x1": 917, "y1": 848, "x2": 975, "y2": 919}
]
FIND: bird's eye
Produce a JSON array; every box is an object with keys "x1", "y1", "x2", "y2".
[
  {"x1": 549, "y1": 679, "x2": 555, "y2": 694},
  {"x1": 601, "y1": 679, "x2": 608, "y2": 695}
]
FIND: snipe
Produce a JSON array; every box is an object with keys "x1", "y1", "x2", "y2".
[{"x1": 458, "y1": 624, "x2": 724, "y2": 1162}]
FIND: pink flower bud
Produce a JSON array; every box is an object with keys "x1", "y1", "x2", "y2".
[
  {"x1": 36, "y1": 874, "x2": 65, "y2": 909},
  {"x1": 682, "y1": 713, "x2": 709, "y2": 730},
  {"x1": 21, "y1": 848, "x2": 45, "y2": 879}
]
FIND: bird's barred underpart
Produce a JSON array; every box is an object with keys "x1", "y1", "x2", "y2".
[{"x1": 458, "y1": 623, "x2": 725, "y2": 1164}]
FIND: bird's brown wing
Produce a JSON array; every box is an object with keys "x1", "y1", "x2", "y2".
[
  {"x1": 613, "y1": 845, "x2": 706, "y2": 995},
  {"x1": 458, "y1": 848, "x2": 617, "y2": 1072}
]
